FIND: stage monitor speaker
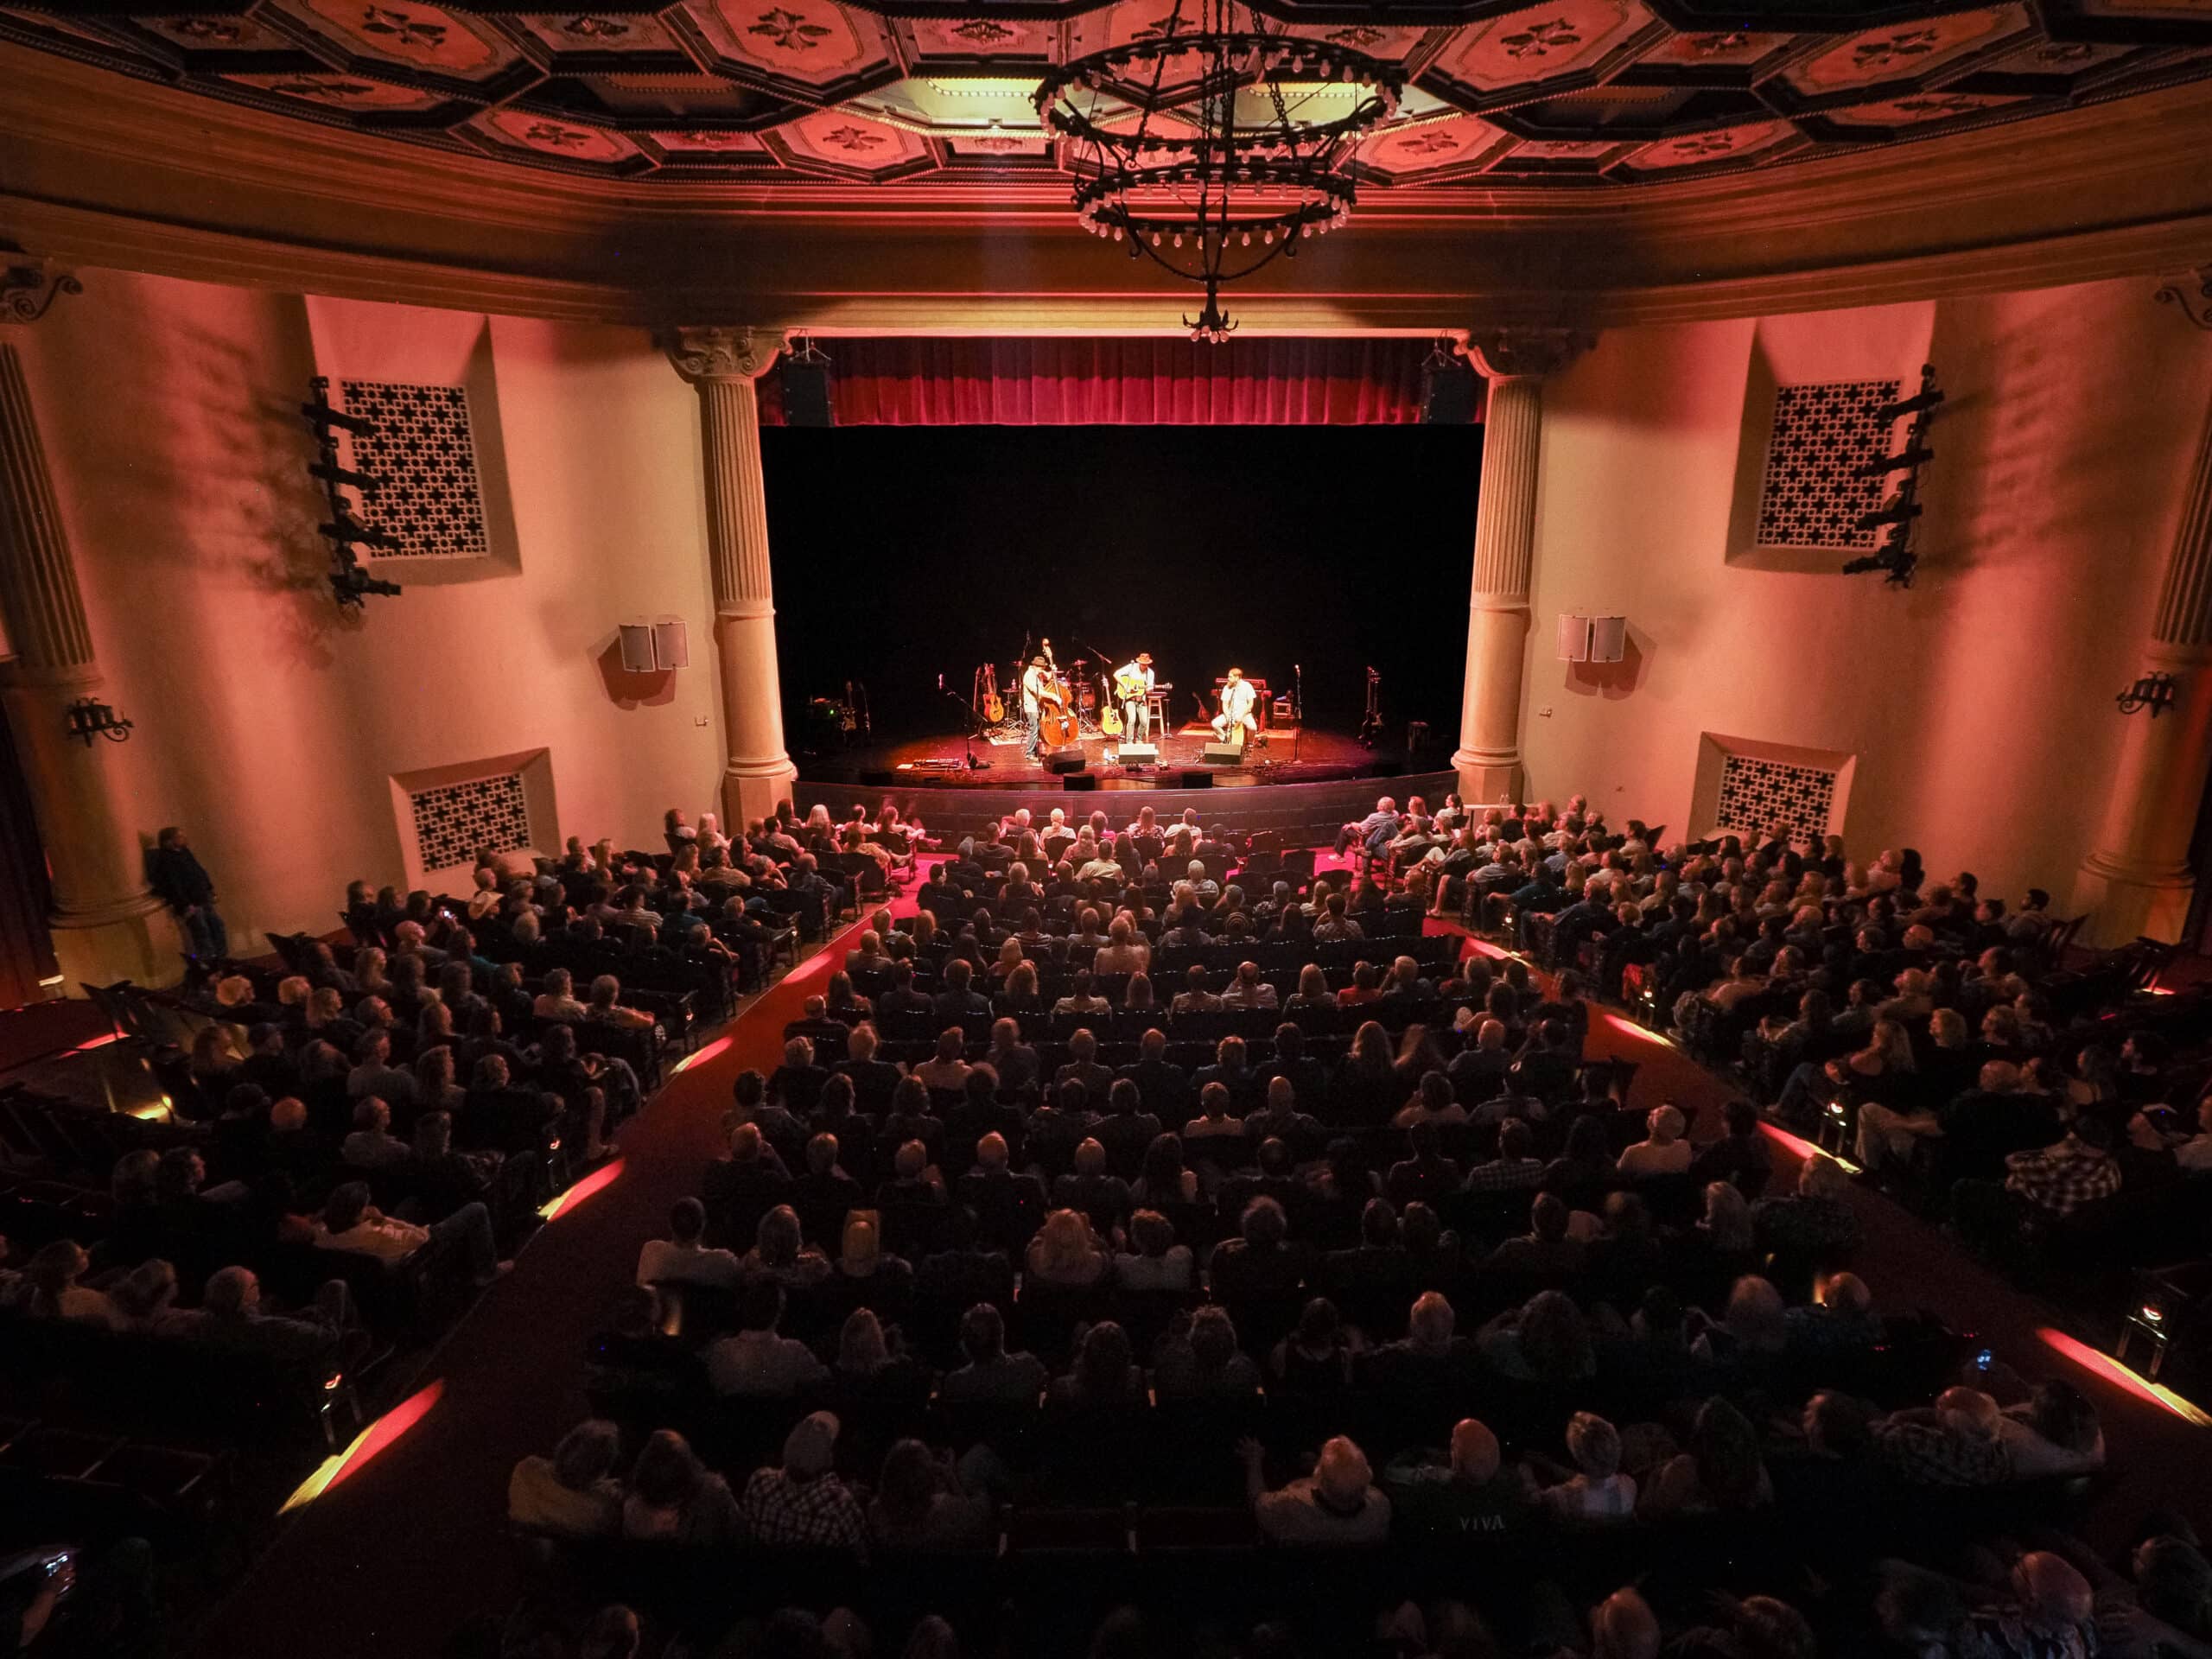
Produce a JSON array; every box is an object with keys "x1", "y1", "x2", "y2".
[
  {"x1": 1587, "y1": 615, "x2": 1627, "y2": 664},
  {"x1": 652, "y1": 620, "x2": 690, "y2": 670},
  {"x1": 1117, "y1": 743, "x2": 1159, "y2": 763},
  {"x1": 617, "y1": 624, "x2": 657, "y2": 673},
  {"x1": 1062, "y1": 773, "x2": 1098, "y2": 791},
  {"x1": 1201, "y1": 742, "x2": 1245, "y2": 764},
  {"x1": 1043, "y1": 748, "x2": 1086, "y2": 774},
  {"x1": 781, "y1": 357, "x2": 835, "y2": 427},
  {"x1": 1181, "y1": 771, "x2": 1215, "y2": 788},
  {"x1": 1421, "y1": 360, "x2": 1479, "y2": 425}
]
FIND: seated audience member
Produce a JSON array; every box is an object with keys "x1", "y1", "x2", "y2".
[
  {"x1": 1240, "y1": 1433, "x2": 1391, "y2": 1546},
  {"x1": 745, "y1": 1205, "x2": 832, "y2": 1288},
  {"x1": 637, "y1": 1197, "x2": 743, "y2": 1290},
  {"x1": 1025, "y1": 1207, "x2": 1111, "y2": 1289},
  {"x1": 1872, "y1": 1386, "x2": 2011, "y2": 1489},
  {"x1": 741, "y1": 1410, "x2": 868, "y2": 1558},
  {"x1": 867, "y1": 1438, "x2": 990, "y2": 1554},
  {"x1": 1379, "y1": 1418, "x2": 1531, "y2": 1541},
  {"x1": 941, "y1": 1303, "x2": 1047, "y2": 1407},
  {"x1": 197, "y1": 1265, "x2": 346, "y2": 1364},
  {"x1": 19, "y1": 1241, "x2": 122, "y2": 1330},
  {"x1": 1995, "y1": 1378, "x2": 2105, "y2": 1478},
  {"x1": 1152, "y1": 1305, "x2": 1262, "y2": 1399},
  {"x1": 706, "y1": 1276, "x2": 830, "y2": 1397},
  {"x1": 1637, "y1": 1396, "x2": 1773, "y2": 1518},
  {"x1": 341, "y1": 1096, "x2": 409, "y2": 1171},
  {"x1": 621, "y1": 1428, "x2": 740, "y2": 1546},
  {"x1": 1688, "y1": 1098, "x2": 1774, "y2": 1196},
  {"x1": 509, "y1": 1420, "x2": 623, "y2": 1539},
  {"x1": 1616, "y1": 1103, "x2": 1693, "y2": 1178},
  {"x1": 1114, "y1": 1208, "x2": 1194, "y2": 1291},
  {"x1": 1527, "y1": 1411, "x2": 1637, "y2": 1525},
  {"x1": 1051, "y1": 1320, "x2": 1146, "y2": 1408},
  {"x1": 313, "y1": 1180, "x2": 506, "y2": 1287}
]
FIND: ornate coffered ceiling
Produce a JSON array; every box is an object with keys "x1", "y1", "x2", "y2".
[{"x1": 3, "y1": 0, "x2": 2208, "y2": 193}]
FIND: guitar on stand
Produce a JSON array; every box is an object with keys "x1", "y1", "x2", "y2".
[{"x1": 978, "y1": 664, "x2": 1004, "y2": 725}]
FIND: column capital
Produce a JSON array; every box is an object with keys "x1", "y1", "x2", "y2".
[
  {"x1": 663, "y1": 326, "x2": 784, "y2": 385},
  {"x1": 1465, "y1": 326, "x2": 1596, "y2": 380},
  {"x1": 2154, "y1": 264, "x2": 2212, "y2": 332},
  {"x1": 0, "y1": 248, "x2": 82, "y2": 328}
]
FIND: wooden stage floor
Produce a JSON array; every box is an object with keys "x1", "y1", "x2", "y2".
[{"x1": 796, "y1": 722, "x2": 1424, "y2": 789}]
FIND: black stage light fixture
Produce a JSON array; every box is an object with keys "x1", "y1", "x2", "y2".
[
  {"x1": 1419, "y1": 340, "x2": 1478, "y2": 425},
  {"x1": 782, "y1": 335, "x2": 835, "y2": 428},
  {"x1": 301, "y1": 374, "x2": 402, "y2": 608}
]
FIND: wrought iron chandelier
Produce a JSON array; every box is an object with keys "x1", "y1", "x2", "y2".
[{"x1": 1034, "y1": 0, "x2": 1405, "y2": 342}]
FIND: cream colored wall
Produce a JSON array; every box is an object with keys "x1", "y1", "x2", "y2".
[
  {"x1": 1521, "y1": 277, "x2": 2212, "y2": 904},
  {"x1": 10, "y1": 270, "x2": 723, "y2": 948}
]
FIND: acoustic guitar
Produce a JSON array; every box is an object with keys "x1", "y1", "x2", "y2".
[{"x1": 980, "y1": 664, "x2": 1004, "y2": 724}]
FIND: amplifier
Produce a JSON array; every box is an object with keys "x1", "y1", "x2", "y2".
[
  {"x1": 1200, "y1": 742, "x2": 1244, "y2": 764},
  {"x1": 1116, "y1": 743, "x2": 1159, "y2": 763},
  {"x1": 1043, "y1": 748, "x2": 1087, "y2": 774}
]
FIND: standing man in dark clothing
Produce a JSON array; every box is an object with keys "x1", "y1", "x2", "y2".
[{"x1": 148, "y1": 824, "x2": 226, "y2": 959}]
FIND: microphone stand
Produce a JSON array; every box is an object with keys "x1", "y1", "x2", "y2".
[
  {"x1": 1293, "y1": 663, "x2": 1304, "y2": 765},
  {"x1": 940, "y1": 683, "x2": 989, "y2": 770}
]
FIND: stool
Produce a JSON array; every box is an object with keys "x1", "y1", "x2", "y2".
[{"x1": 1144, "y1": 691, "x2": 1168, "y2": 738}]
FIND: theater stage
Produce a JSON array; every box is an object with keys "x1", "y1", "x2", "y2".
[
  {"x1": 795, "y1": 721, "x2": 1432, "y2": 790},
  {"x1": 793, "y1": 723, "x2": 1456, "y2": 844}
]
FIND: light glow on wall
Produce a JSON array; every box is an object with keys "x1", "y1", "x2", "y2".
[
  {"x1": 2037, "y1": 1327, "x2": 2212, "y2": 1427},
  {"x1": 279, "y1": 1380, "x2": 445, "y2": 1514},
  {"x1": 540, "y1": 1157, "x2": 626, "y2": 1222}
]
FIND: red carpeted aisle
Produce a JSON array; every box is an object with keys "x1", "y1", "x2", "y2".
[{"x1": 188, "y1": 917, "x2": 871, "y2": 1659}]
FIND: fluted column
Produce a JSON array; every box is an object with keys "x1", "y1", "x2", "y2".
[
  {"x1": 1451, "y1": 328, "x2": 1592, "y2": 805},
  {"x1": 0, "y1": 334, "x2": 178, "y2": 989},
  {"x1": 2073, "y1": 393, "x2": 2212, "y2": 945},
  {"x1": 667, "y1": 327, "x2": 798, "y2": 830}
]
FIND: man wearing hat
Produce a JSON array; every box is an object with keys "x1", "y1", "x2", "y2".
[
  {"x1": 1113, "y1": 651, "x2": 1157, "y2": 745},
  {"x1": 739, "y1": 1410, "x2": 868, "y2": 1556}
]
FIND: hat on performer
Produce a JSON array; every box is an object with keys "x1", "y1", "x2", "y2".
[
  {"x1": 1031, "y1": 656, "x2": 1046, "y2": 668},
  {"x1": 1136, "y1": 652, "x2": 1153, "y2": 664}
]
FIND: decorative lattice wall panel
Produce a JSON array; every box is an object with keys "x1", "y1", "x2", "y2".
[
  {"x1": 340, "y1": 379, "x2": 487, "y2": 559},
  {"x1": 1714, "y1": 753, "x2": 1839, "y2": 843},
  {"x1": 1756, "y1": 378, "x2": 1901, "y2": 549},
  {"x1": 409, "y1": 772, "x2": 530, "y2": 873}
]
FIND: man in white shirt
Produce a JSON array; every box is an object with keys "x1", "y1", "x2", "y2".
[
  {"x1": 314, "y1": 1179, "x2": 505, "y2": 1287},
  {"x1": 637, "y1": 1198, "x2": 742, "y2": 1290},
  {"x1": 706, "y1": 1279, "x2": 830, "y2": 1396},
  {"x1": 1019, "y1": 652, "x2": 1052, "y2": 759}
]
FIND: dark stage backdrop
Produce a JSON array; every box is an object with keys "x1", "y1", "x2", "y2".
[{"x1": 762, "y1": 423, "x2": 1482, "y2": 747}]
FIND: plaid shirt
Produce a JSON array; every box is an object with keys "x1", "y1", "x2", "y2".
[
  {"x1": 2004, "y1": 1140, "x2": 2121, "y2": 1217},
  {"x1": 740, "y1": 1467, "x2": 868, "y2": 1555},
  {"x1": 1462, "y1": 1157, "x2": 1546, "y2": 1192}
]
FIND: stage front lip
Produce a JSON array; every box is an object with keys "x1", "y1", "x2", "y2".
[{"x1": 790, "y1": 761, "x2": 1459, "y2": 844}]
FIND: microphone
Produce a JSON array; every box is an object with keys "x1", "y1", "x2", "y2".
[{"x1": 938, "y1": 673, "x2": 944, "y2": 691}]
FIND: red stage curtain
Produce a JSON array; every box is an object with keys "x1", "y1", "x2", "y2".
[
  {"x1": 0, "y1": 712, "x2": 56, "y2": 1009},
  {"x1": 757, "y1": 337, "x2": 1465, "y2": 426}
]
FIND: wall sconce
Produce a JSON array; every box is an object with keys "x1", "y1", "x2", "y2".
[
  {"x1": 65, "y1": 697, "x2": 133, "y2": 746},
  {"x1": 2116, "y1": 672, "x2": 2178, "y2": 718}
]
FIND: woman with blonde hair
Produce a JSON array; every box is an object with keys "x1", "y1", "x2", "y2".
[{"x1": 1025, "y1": 1208, "x2": 1111, "y2": 1288}]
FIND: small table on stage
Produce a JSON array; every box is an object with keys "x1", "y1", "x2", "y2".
[{"x1": 1211, "y1": 677, "x2": 1270, "y2": 731}]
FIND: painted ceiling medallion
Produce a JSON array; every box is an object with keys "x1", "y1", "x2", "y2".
[
  {"x1": 293, "y1": 0, "x2": 505, "y2": 73},
  {"x1": 1631, "y1": 118, "x2": 1790, "y2": 167},
  {"x1": 228, "y1": 72, "x2": 446, "y2": 109},
  {"x1": 1784, "y1": 7, "x2": 2022, "y2": 94},
  {"x1": 1440, "y1": 0, "x2": 1648, "y2": 90},
  {"x1": 480, "y1": 107, "x2": 635, "y2": 159}
]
